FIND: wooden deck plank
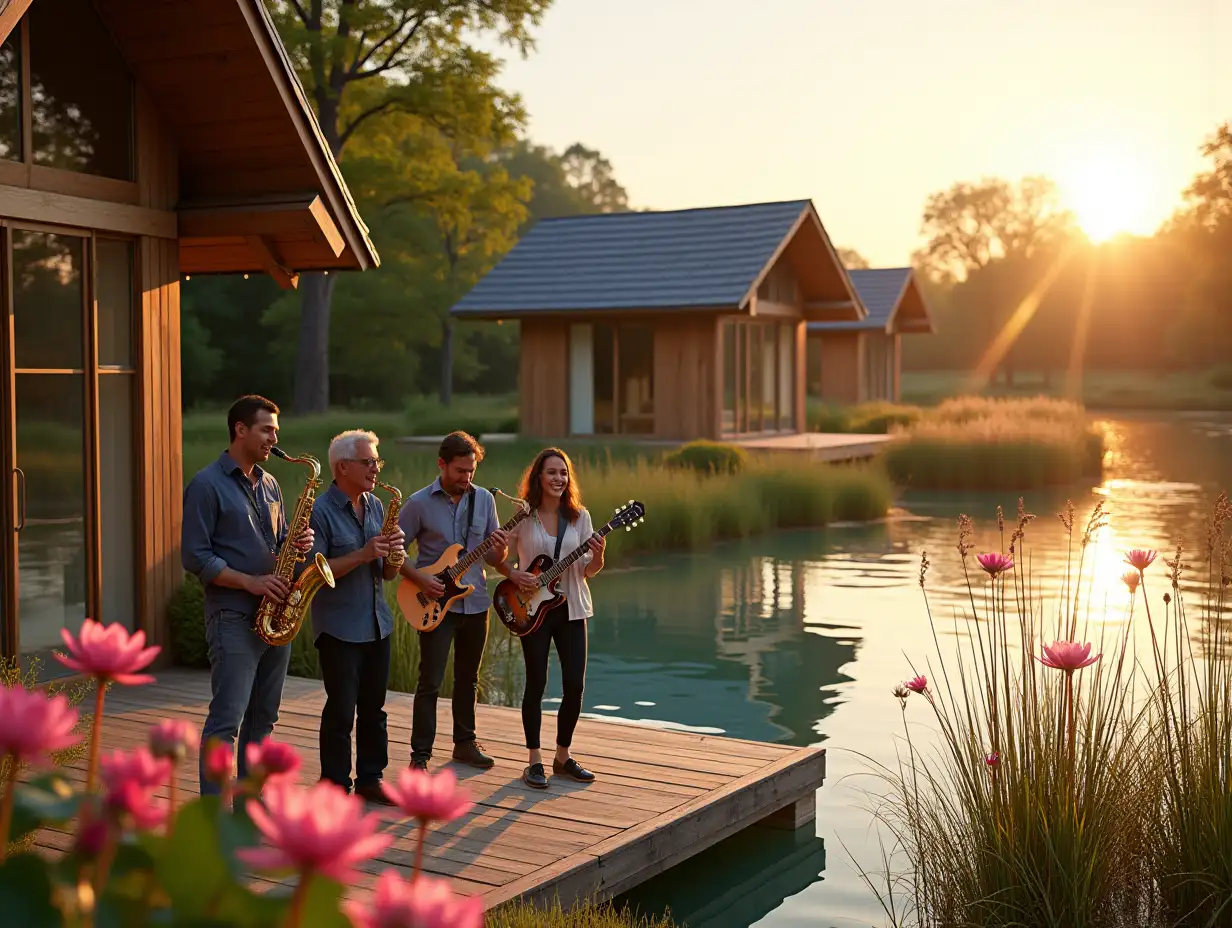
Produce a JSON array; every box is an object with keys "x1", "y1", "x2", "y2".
[{"x1": 32, "y1": 669, "x2": 825, "y2": 912}]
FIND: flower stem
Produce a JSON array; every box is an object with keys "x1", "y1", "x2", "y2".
[
  {"x1": 0, "y1": 753, "x2": 17, "y2": 862},
  {"x1": 91, "y1": 829, "x2": 118, "y2": 900},
  {"x1": 285, "y1": 873, "x2": 312, "y2": 928},
  {"x1": 413, "y1": 821, "x2": 426, "y2": 881},
  {"x1": 86, "y1": 684, "x2": 106, "y2": 793},
  {"x1": 166, "y1": 768, "x2": 178, "y2": 839}
]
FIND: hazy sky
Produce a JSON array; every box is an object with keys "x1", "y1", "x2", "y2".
[{"x1": 483, "y1": 0, "x2": 1230, "y2": 266}]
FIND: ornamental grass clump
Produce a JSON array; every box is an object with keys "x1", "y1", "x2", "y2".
[{"x1": 860, "y1": 499, "x2": 1154, "y2": 928}]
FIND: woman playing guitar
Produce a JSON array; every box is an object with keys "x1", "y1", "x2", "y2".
[{"x1": 501, "y1": 447, "x2": 605, "y2": 790}]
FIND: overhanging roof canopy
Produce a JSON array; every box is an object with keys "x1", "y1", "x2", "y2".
[
  {"x1": 449, "y1": 199, "x2": 865, "y2": 322},
  {"x1": 83, "y1": 0, "x2": 380, "y2": 284},
  {"x1": 808, "y1": 267, "x2": 934, "y2": 335}
]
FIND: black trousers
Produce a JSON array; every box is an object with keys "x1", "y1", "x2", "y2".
[
  {"x1": 410, "y1": 610, "x2": 488, "y2": 763},
  {"x1": 520, "y1": 604, "x2": 588, "y2": 750},
  {"x1": 316, "y1": 632, "x2": 392, "y2": 791}
]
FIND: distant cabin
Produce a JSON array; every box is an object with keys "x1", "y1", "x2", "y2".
[
  {"x1": 451, "y1": 199, "x2": 886, "y2": 441},
  {"x1": 806, "y1": 268, "x2": 934, "y2": 404}
]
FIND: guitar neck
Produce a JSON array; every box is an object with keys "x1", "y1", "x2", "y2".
[
  {"x1": 541, "y1": 521, "x2": 616, "y2": 585},
  {"x1": 450, "y1": 510, "x2": 527, "y2": 577}
]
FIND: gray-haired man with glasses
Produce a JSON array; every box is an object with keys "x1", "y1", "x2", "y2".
[{"x1": 304, "y1": 429, "x2": 405, "y2": 803}]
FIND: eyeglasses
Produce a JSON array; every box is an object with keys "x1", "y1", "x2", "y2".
[{"x1": 346, "y1": 457, "x2": 385, "y2": 471}]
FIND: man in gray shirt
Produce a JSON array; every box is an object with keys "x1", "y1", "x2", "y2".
[
  {"x1": 306, "y1": 429, "x2": 404, "y2": 804},
  {"x1": 181, "y1": 395, "x2": 313, "y2": 795},
  {"x1": 398, "y1": 431, "x2": 510, "y2": 770}
]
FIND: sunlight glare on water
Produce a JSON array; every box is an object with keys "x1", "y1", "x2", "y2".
[{"x1": 567, "y1": 412, "x2": 1232, "y2": 928}]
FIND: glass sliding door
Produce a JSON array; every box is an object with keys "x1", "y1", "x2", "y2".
[
  {"x1": 719, "y1": 318, "x2": 800, "y2": 437},
  {"x1": 585, "y1": 323, "x2": 655, "y2": 436},
  {"x1": 1, "y1": 227, "x2": 138, "y2": 675}
]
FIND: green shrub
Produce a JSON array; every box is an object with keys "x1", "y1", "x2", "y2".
[
  {"x1": 488, "y1": 898, "x2": 675, "y2": 927},
  {"x1": 807, "y1": 400, "x2": 922, "y2": 434},
  {"x1": 403, "y1": 393, "x2": 519, "y2": 437},
  {"x1": 662, "y1": 440, "x2": 748, "y2": 475},
  {"x1": 168, "y1": 574, "x2": 209, "y2": 668}
]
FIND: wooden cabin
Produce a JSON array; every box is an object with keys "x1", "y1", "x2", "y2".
[
  {"x1": 450, "y1": 200, "x2": 866, "y2": 440},
  {"x1": 0, "y1": 0, "x2": 377, "y2": 677},
  {"x1": 807, "y1": 268, "x2": 933, "y2": 404}
]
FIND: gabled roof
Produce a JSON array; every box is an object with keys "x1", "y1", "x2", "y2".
[
  {"x1": 450, "y1": 200, "x2": 864, "y2": 321},
  {"x1": 809, "y1": 267, "x2": 934, "y2": 334}
]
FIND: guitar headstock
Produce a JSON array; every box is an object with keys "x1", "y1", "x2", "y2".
[
  {"x1": 491, "y1": 486, "x2": 532, "y2": 517},
  {"x1": 610, "y1": 499, "x2": 646, "y2": 532}
]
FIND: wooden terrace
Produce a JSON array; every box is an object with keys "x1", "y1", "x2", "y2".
[{"x1": 33, "y1": 670, "x2": 826, "y2": 911}]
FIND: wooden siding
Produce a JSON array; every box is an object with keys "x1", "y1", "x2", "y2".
[
  {"x1": 653, "y1": 315, "x2": 717, "y2": 440},
  {"x1": 794, "y1": 320, "x2": 806, "y2": 432},
  {"x1": 519, "y1": 318, "x2": 568, "y2": 438},
  {"x1": 818, "y1": 332, "x2": 863, "y2": 405}
]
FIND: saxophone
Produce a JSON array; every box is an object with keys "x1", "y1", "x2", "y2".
[
  {"x1": 374, "y1": 479, "x2": 406, "y2": 570},
  {"x1": 254, "y1": 447, "x2": 336, "y2": 646}
]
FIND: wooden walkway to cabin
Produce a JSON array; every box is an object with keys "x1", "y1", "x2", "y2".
[{"x1": 33, "y1": 669, "x2": 826, "y2": 910}]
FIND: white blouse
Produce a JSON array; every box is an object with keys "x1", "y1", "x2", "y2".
[{"x1": 511, "y1": 507, "x2": 595, "y2": 621}]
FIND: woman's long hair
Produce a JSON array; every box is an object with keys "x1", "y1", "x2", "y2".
[{"x1": 519, "y1": 447, "x2": 583, "y2": 524}]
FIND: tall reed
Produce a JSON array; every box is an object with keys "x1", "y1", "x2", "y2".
[
  {"x1": 1145, "y1": 492, "x2": 1232, "y2": 924},
  {"x1": 861, "y1": 499, "x2": 1153, "y2": 927}
]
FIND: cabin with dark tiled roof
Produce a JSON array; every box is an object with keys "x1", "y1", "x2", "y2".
[
  {"x1": 806, "y1": 267, "x2": 934, "y2": 403},
  {"x1": 450, "y1": 200, "x2": 867, "y2": 440}
]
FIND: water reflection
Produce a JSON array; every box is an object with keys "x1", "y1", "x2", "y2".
[{"x1": 565, "y1": 412, "x2": 1232, "y2": 928}]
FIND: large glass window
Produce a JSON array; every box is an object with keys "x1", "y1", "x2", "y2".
[
  {"x1": 29, "y1": 0, "x2": 135, "y2": 180},
  {"x1": 0, "y1": 29, "x2": 20, "y2": 162},
  {"x1": 593, "y1": 324, "x2": 615, "y2": 434},
  {"x1": 720, "y1": 318, "x2": 799, "y2": 435},
  {"x1": 584, "y1": 324, "x2": 654, "y2": 435}
]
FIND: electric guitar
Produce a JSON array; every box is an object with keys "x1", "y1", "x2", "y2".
[
  {"x1": 396, "y1": 489, "x2": 531, "y2": 633},
  {"x1": 493, "y1": 500, "x2": 646, "y2": 637}
]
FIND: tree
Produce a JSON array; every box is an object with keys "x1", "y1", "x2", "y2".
[
  {"x1": 917, "y1": 176, "x2": 1074, "y2": 282},
  {"x1": 558, "y1": 143, "x2": 629, "y2": 213},
  {"x1": 836, "y1": 247, "x2": 869, "y2": 269},
  {"x1": 1174, "y1": 122, "x2": 1232, "y2": 232},
  {"x1": 266, "y1": 0, "x2": 552, "y2": 413}
]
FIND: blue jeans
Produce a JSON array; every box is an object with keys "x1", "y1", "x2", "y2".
[{"x1": 198, "y1": 609, "x2": 292, "y2": 794}]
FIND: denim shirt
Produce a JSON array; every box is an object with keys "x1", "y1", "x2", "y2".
[
  {"x1": 398, "y1": 478, "x2": 499, "y2": 614},
  {"x1": 181, "y1": 451, "x2": 288, "y2": 618},
  {"x1": 306, "y1": 482, "x2": 394, "y2": 644}
]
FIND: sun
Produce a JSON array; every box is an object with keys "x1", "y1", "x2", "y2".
[{"x1": 1060, "y1": 150, "x2": 1155, "y2": 243}]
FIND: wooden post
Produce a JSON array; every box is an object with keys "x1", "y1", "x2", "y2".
[{"x1": 759, "y1": 789, "x2": 817, "y2": 831}]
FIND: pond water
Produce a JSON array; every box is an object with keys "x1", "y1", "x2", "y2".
[{"x1": 562, "y1": 411, "x2": 1232, "y2": 928}]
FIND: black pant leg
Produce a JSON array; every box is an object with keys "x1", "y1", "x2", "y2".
[
  {"x1": 410, "y1": 615, "x2": 457, "y2": 763},
  {"x1": 450, "y1": 610, "x2": 489, "y2": 744},
  {"x1": 354, "y1": 633, "x2": 392, "y2": 787},
  {"x1": 316, "y1": 633, "x2": 362, "y2": 790},
  {"x1": 553, "y1": 613, "x2": 588, "y2": 749},
  {"x1": 518, "y1": 612, "x2": 554, "y2": 750}
]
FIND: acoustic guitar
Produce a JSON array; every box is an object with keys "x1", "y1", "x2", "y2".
[
  {"x1": 396, "y1": 490, "x2": 531, "y2": 633},
  {"x1": 493, "y1": 500, "x2": 646, "y2": 637}
]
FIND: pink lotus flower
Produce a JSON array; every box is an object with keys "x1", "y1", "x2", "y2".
[
  {"x1": 204, "y1": 740, "x2": 235, "y2": 784},
  {"x1": 0, "y1": 684, "x2": 80, "y2": 765},
  {"x1": 99, "y1": 747, "x2": 171, "y2": 831},
  {"x1": 976, "y1": 552, "x2": 1014, "y2": 578},
  {"x1": 904, "y1": 675, "x2": 928, "y2": 694},
  {"x1": 1122, "y1": 570, "x2": 1141, "y2": 594},
  {"x1": 343, "y1": 869, "x2": 484, "y2": 928},
  {"x1": 238, "y1": 779, "x2": 393, "y2": 883},
  {"x1": 1124, "y1": 549, "x2": 1157, "y2": 573},
  {"x1": 985, "y1": 751, "x2": 1000, "y2": 768},
  {"x1": 104, "y1": 777, "x2": 167, "y2": 831},
  {"x1": 54, "y1": 619, "x2": 160, "y2": 685},
  {"x1": 245, "y1": 738, "x2": 301, "y2": 787},
  {"x1": 381, "y1": 768, "x2": 473, "y2": 826},
  {"x1": 1037, "y1": 640, "x2": 1101, "y2": 674},
  {"x1": 149, "y1": 719, "x2": 196, "y2": 763}
]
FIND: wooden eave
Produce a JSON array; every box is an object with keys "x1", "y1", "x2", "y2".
[
  {"x1": 739, "y1": 203, "x2": 867, "y2": 323},
  {"x1": 448, "y1": 303, "x2": 741, "y2": 322},
  {"x1": 886, "y1": 272, "x2": 935, "y2": 335},
  {"x1": 86, "y1": 0, "x2": 379, "y2": 279}
]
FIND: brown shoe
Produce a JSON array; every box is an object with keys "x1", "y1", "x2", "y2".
[
  {"x1": 355, "y1": 782, "x2": 396, "y2": 806},
  {"x1": 409, "y1": 757, "x2": 428, "y2": 771},
  {"x1": 452, "y1": 741, "x2": 495, "y2": 769},
  {"x1": 552, "y1": 757, "x2": 596, "y2": 782}
]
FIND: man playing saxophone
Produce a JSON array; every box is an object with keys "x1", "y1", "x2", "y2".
[
  {"x1": 181, "y1": 395, "x2": 314, "y2": 795},
  {"x1": 304, "y1": 430, "x2": 405, "y2": 803}
]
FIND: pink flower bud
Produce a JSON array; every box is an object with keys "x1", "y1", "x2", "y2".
[
  {"x1": 149, "y1": 719, "x2": 196, "y2": 763},
  {"x1": 204, "y1": 739, "x2": 235, "y2": 784},
  {"x1": 245, "y1": 738, "x2": 301, "y2": 787}
]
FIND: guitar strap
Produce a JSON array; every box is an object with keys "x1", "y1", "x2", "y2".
[
  {"x1": 458, "y1": 487, "x2": 477, "y2": 550},
  {"x1": 553, "y1": 508, "x2": 567, "y2": 562}
]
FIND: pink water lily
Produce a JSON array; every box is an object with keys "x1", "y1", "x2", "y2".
[
  {"x1": 238, "y1": 779, "x2": 393, "y2": 884},
  {"x1": 343, "y1": 869, "x2": 484, "y2": 928},
  {"x1": 54, "y1": 619, "x2": 160, "y2": 685},
  {"x1": 1037, "y1": 640, "x2": 1101, "y2": 674},
  {"x1": 0, "y1": 684, "x2": 80, "y2": 765},
  {"x1": 976, "y1": 552, "x2": 1014, "y2": 578},
  {"x1": 382, "y1": 767, "x2": 473, "y2": 825},
  {"x1": 149, "y1": 719, "x2": 197, "y2": 763},
  {"x1": 1124, "y1": 549, "x2": 1157, "y2": 573},
  {"x1": 245, "y1": 738, "x2": 301, "y2": 789},
  {"x1": 99, "y1": 747, "x2": 171, "y2": 832}
]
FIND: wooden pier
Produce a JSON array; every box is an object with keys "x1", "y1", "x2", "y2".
[{"x1": 34, "y1": 669, "x2": 826, "y2": 911}]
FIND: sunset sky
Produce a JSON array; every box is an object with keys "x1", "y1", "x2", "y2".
[{"x1": 483, "y1": 0, "x2": 1230, "y2": 266}]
